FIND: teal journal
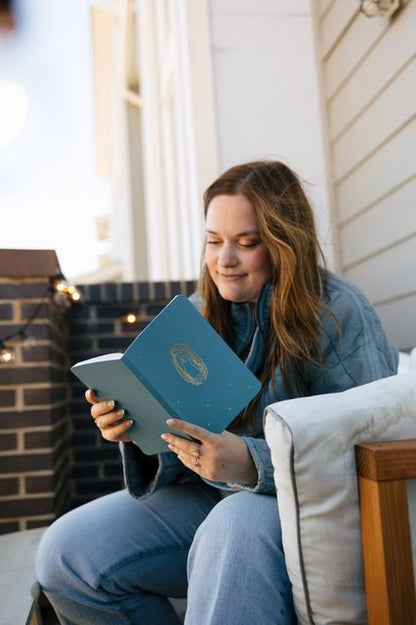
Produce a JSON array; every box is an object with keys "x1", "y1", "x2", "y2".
[{"x1": 70, "y1": 295, "x2": 261, "y2": 455}]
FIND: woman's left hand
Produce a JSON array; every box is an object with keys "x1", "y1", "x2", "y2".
[{"x1": 161, "y1": 419, "x2": 258, "y2": 486}]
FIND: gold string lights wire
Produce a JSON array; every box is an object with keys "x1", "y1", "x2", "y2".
[{"x1": 0, "y1": 272, "x2": 82, "y2": 363}]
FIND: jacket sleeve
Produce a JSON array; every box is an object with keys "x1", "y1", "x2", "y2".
[
  {"x1": 309, "y1": 281, "x2": 398, "y2": 395},
  {"x1": 121, "y1": 436, "x2": 277, "y2": 497},
  {"x1": 120, "y1": 442, "x2": 201, "y2": 499}
]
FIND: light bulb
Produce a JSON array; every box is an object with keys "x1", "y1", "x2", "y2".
[
  {"x1": 125, "y1": 313, "x2": 138, "y2": 324},
  {"x1": 0, "y1": 348, "x2": 15, "y2": 363}
]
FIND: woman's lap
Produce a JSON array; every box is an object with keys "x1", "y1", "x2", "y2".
[
  {"x1": 36, "y1": 483, "x2": 220, "y2": 624},
  {"x1": 37, "y1": 486, "x2": 295, "y2": 624}
]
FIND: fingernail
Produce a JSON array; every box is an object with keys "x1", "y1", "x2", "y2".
[
  {"x1": 107, "y1": 400, "x2": 114, "y2": 408},
  {"x1": 161, "y1": 434, "x2": 168, "y2": 440},
  {"x1": 166, "y1": 418, "x2": 175, "y2": 425},
  {"x1": 117, "y1": 409, "x2": 125, "y2": 418},
  {"x1": 125, "y1": 419, "x2": 133, "y2": 428}
]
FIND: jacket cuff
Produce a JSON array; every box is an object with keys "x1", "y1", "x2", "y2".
[
  {"x1": 120, "y1": 442, "x2": 200, "y2": 499},
  {"x1": 201, "y1": 437, "x2": 276, "y2": 494}
]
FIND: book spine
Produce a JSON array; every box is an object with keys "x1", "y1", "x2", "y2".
[{"x1": 122, "y1": 353, "x2": 183, "y2": 420}]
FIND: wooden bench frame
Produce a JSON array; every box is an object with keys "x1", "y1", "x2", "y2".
[{"x1": 356, "y1": 439, "x2": 416, "y2": 625}]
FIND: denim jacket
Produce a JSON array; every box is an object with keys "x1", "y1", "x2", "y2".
[{"x1": 120, "y1": 272, "x2": 398, "y2": 497}]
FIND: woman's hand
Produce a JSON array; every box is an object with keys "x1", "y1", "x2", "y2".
[
  {"x1": 161, "y1": 419, "x2": 258, "y2": 486},
  {"x1": 86, "y1": 389, "x2": 133, "y2": 443}
]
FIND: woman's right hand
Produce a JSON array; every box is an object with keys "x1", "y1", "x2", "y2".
[{"x1": 86, "y1": 389, "x2": 133, "y2": 443}]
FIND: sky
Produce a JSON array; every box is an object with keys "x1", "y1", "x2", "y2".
[{"x1": 0, "y1": 0, "x2": 110, "y2": 281}]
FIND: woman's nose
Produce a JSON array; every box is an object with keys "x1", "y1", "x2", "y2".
[{"x1": 218, "y1": 243, "x2": 238, "y2": 267}]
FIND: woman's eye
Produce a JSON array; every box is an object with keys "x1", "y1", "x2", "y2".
[
  {"x1": 239, "y1": 240, "x2": 259, "y2": 248},
  {"x1": 206, "y1": 240, "x2": 221, "y2": 245}
]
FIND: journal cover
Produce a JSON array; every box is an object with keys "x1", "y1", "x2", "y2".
[{"x1": 70, "y1": 295, "x2": 261, "y2": 454}]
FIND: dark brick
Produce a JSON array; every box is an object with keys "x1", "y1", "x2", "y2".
[
  {"x1": 21, "y1": 302, "x2": 49, "y2": 321},
  {"x1": 104, "y1": 283, "x2": 117, "y2": 301},
  {"x1": 144, "y1": 304, "x2": 164, "y2": 316},
  {"x1": 137, "y1": 282, "x2": 150, "y2": 300},
  {"x1": 98, "y1": 337, "x2": 132, "y2": 351},
  {"x1": 121, "y1": 320, "x2": 141, "y2": 333},
  {"x1": 71, "y1": 464, "x2": 98, "y2": 479},
  {"x1": 0, "y1": 282, "x2": 50, "y2": 299},
  {"x1": 0, "y1": 389, "x2": 15, "y2": 407},
  {"x1": 21, "y1": 344, "x2": 51, "y2": 362},
  {"x1": 169, "y1": 281, "x2": 182, "y2": 295},
  {"x1": 72, "y1": 415, "x2": 96, "y2": 430},
  {"x1": 96, "y1": 306, "x2": 128, "y2": 319},
  {"x1": 0, "y1": 323, "x2": 22, "y2": 338},
  {"x1": 76, "y1": 478, "x2": 122, "y2": 495},
  {"x1": 0, "y1": 432, "x2": 17, "y2": 451},
  {"x1": 0, "y1": 521, "x2": 19, "y2": 534},
  {"x1": 185, "y1": 280, "x2": 197, "y2": 295},
  {"x1": 68, "y1": 305, "x2": 91, "y2": 320},
  {"x1": 24, "y1": 430, "x2": 53, "y2": 449},
  {"x1": 103, "y1": 463, "x2": 123, "y2": 477},
  {"x1": 24, "y1": 386, "x2": 67, "y2": 406},
  {"x1": 0, "y1": 409, "x2": 54, "y2": 429},
  {"x1": 120, "y1": 283, "x2": 134, "y2": 300},
  {"x1": 0, "y1": 453, "x2": 54, "y2": 473},
  {"x1": 25, "y1": 475, "x2": 54, "y2": 493},
  {"x1": 70, "y1": 321, "x2": 114, "y2": 335},
  {"x1": 72, "y1": 431, "x2": 97, "y2": 447},
  {"x1": 0, "y1": 303, "x2": 13, "y2": 319},
  {"x1": 0, "y1": 477, "x2": 19, "y2": 495},
  {"x1": 23, "y1": 387, "x2": 53, "y2": 406},
  {"x1": 87, "y1": 284, "x2": 102, "y2": 300},
  {"x1": 23, "y1": 323, "x2": 51, "y2": 340},
  {"x1": 74, "y1": 447, "x2": 119, "y2": 462},
  {"x1": 0, "y1": 365, "x2": 52, "y2": 384},
  {"x1": 153, "y1": 282, "x2": 167, "y2": 299},
  {"x1": 0, "y1": 496, "x2": 54, "y2": 518},
  {"x1": 68, "y1": 337, "x2": 94, "y2": 351}
]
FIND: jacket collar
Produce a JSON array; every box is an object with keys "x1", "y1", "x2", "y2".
[{"x1": 230, "y1": 282, "x2": 271, "y2": 374}]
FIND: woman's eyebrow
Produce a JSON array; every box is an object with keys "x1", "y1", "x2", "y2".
[{"x1": 205, "y1": 229, "x2": 260, "y2": 236}]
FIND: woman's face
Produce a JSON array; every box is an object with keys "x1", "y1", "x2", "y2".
[{"x1": 204, "y1": 193, "x2": 273, "y2": 303}]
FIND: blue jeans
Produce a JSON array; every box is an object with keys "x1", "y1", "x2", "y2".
[{"x1": 36, "y1": 485, "x2": 296, "y2": 625}]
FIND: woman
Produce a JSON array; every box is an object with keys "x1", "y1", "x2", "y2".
[{"x1": 36, "y1": 161, "x2": 398, "y2": 625}]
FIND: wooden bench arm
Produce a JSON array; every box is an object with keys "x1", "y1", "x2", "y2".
[{"x1": 355, "y1": 439, "x2": 416, "y2": 625}]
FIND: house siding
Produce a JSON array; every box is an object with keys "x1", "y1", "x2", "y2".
[{"x1": 316, "y1": 0, "x2": 416, "y2": 350}]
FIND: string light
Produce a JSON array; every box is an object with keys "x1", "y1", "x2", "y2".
[
  {"x1": 124, "y1": 312, "x2": 138, "y2": 324},
  {"x1": 0, "y1": 340, "x2": 15, "y2": 363},
  {"x1": 0, "y1": 272, "x2": 82, "y2": 364},
  {"x1": 52, "y1": 274, "x2": 82, "y2": 306}
]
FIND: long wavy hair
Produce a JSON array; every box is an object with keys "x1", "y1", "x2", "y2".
[{"x1": 199, "y1": 160, "x2": 336, "y2": 401}]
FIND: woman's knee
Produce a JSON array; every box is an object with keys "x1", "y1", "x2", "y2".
[
  {"x1": 195, "y1": 492, "x2": 280, "y2": 539},
  {"x1": 189, "y1": 491, "x2": 283, "y2": 565},
  {"x1": 36, "y1": 507, "x2": 88, "y2": 591}
]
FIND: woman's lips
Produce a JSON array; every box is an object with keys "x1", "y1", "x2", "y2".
[{"x1": 217, "y1": 272, "x2": 245, "y2": 280}]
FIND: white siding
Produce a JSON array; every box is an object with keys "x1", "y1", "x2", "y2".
[
  {"x1": 136, "y1": 0, "x2": 219, "y2": 281},
  {"x1": 315, "y1": 0, "x2": 416, "y2": 350},
  {"x1": 209, "y1": 0, "x2": 336, "y2": 267}
]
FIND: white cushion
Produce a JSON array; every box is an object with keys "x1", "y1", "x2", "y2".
[{"x1": 264, "y1": 369, "x2": 416, "y2": 625}]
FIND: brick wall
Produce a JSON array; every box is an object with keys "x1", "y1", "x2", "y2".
[
  {"x1": 0, "y1": 248, "x2": 198, "y2": 534},
  {"x1": 0, "y1": 250, "x2": 73, "y2": 534},
  {"x1": 68, "y1": 279, "x2": 197, "y2": 508}
]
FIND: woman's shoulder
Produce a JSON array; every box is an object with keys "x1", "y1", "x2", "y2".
[
  {"x1": 319, "y1": 270, "x2": 390, "y2": 346},
  {"x1": 322, "y1": 271, "x2": 375, "y2": 319}
]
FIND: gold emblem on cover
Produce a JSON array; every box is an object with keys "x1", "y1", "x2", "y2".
[{"x1": 169, "y1": 344, "x2": 208, "y2": 386}]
